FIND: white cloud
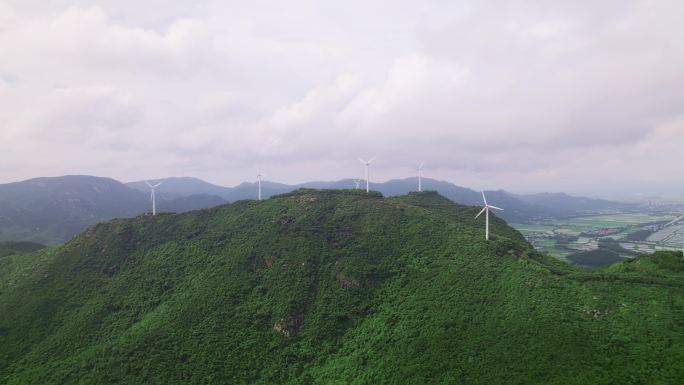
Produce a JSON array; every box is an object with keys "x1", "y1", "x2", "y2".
[{"x1": 0, "y1": 0, "x2": 682, "y2": 195}]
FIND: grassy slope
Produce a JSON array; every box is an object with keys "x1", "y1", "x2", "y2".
[
  {"x1": 0, "y1": 190, "x2": 682, "y2": 384},
  {"x1": 0, "y1": 241, "x2": 45, "y2": 258}
]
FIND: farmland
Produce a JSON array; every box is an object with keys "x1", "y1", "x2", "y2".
[{"x1": 512, "y1": 213, "x2": 683, "y2": 265}]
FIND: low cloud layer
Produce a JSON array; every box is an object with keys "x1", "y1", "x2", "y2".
[{"x1": 1, "y1": 0, "x2": 682, "y2": 196}]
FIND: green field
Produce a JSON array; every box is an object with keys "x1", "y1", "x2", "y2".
[{"x1": 513, "y1": 213, "x2": 683, "y2": 263}]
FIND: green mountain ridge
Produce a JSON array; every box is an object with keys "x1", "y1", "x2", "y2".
[{"x1": 0, "y1": 189, "x2": 682, "y2": 384}]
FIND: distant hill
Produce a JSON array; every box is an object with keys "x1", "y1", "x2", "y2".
[
  {"x1": 0, "y1": 240, "x2": 45, "y2": 258},
  {"x1": 0, "y1": 176, "x2": 227, "y2": 244},
  {"x1": 158, "y1": 194, "x2": 226, "y2": 213},
  {"x1": 0, "y1": 175, "x2": 637, "y2": 244},
  {"x1": 0, "y1": 176, "x2": 148, "y2": 244},
  {"x1": 513, "y1": 192, "x2": 636, "y2": 214},
  {"x1": 129, "y1": 176, "x2": 636, "y2": 223},
  {"x1": 0, "y1": 189, "x2": 682, "y2": 384},
  {"x1": 126, "y1": 177, "x2": 232, "y2": 200}
]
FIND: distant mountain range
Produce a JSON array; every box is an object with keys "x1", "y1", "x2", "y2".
[
  {"x1": 0, "y1": 175, "x2": 637, "y2": 244},
  {"x1": 127, "y1": 176, "x2": 638, "y2": 222},
  {"x1": 0, "y1": 176, "x2": 226, "y2": 244}
]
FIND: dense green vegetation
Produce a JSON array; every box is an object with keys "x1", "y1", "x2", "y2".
[
  {"x1": 566, "y1": 248, "x2": 624, "y2": 267},
  {"x1": 0, "y1": 241, "x2": 45, "y2": 257},
  {"x1": 0, "y1": 189, "x2": 682, "y2": 384},
  {"x1": 567, "y1": 238, "x2": 639, "y2": 267},
  {"x1": 625, "y1": 229, "x2": 654, "y2": 242}
]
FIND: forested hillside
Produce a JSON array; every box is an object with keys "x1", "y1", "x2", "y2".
[{"x1": 0, "y1": 190, "x2": 681, "y2": 384}]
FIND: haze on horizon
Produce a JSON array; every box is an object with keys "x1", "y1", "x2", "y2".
[{"x1": 0, "y1": 0, "x2": 682, "y2": 198}]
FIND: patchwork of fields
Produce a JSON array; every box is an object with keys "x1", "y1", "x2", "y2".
[{"x1": 512, "y1": 213, "x2": 683, "y2": 264}]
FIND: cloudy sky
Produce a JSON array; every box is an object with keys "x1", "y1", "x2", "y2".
[{"x1": 0, "y1": 0, "x2": 682, "y2": 197}]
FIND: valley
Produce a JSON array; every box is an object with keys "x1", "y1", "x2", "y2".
[{"x1": 513, "y1": 212, "x2": 683, "y2": 266}]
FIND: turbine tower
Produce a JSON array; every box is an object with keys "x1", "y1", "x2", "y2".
[
  {"x1": 353, "y1": 179, "x2": 361, "y2": 189},
  {"x1": 359, "y1": 157, "x2": 375, "y2": 193},
  {"x1": 145, "y1": 181, "x2": 162, "y2": 216},
  {"x1": 256, "y1": 169, "x2": 263, "y2": 201},
  {"x1": 475, "y1": 191, "x2": 503, "y2": 240},
  {"x1": 418, "y1": 161, "x2": 425, "y2": 192}
]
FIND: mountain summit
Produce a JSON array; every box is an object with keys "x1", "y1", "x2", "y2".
[{"x1": 1, "y1": 189, "x2": 681, "y2": 384}]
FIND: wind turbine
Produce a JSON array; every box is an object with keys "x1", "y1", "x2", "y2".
[
  {"x1": 256, "y1": 169, "x2": 263, "y2": 201},
  {"x1": 418, "y1": 161, "x2": 425, "y2": 192},
  {"x1": 145, "y1": 181, "x2": 162, "y2": 216},
  {"x1": 359, "y1": 157, "x2": 375, "y2": 193},
  {"x1": 475, "y1": 191, "x2": 503, "y2": 241},
  {"x1": 353, "y1": 179, "x2": 361, "y2": 189}
]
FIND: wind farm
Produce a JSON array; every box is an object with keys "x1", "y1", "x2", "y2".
[{"x1": 1, "y1": 1, "x2": 682, "y2": 384}]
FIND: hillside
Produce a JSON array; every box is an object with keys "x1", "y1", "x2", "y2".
[
  {"x1": 0, "y1": 189, "x2": 682, "y2": 384},
  {"x1": 0, "y1": 241, "x2": 45, "y2": 258}
]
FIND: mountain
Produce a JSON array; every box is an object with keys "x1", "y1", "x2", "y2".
[
  {"x1": 0, "y1": 175, "x2": 638, "y2": 245},
  {"x1": 0, "y1": 176, "x2": 228, "y2": 244},
  {"x1": 514, "y1": 192, "x2": 636, "y2": 214},
  {"x1": 126, "y1": 177, "x2": 232, "y2": 200},
  {"x1": 0, "y1": 175, "x2": 148, "y2": 244},
  {"x1": 1, "y1": 189, "x2": 682, "y2": 384},
  {"x1": 132, "y1": 176, "x2": 635, "y2": 223},
  {"x1": 158, "y1": 194, "x2": 226, "y2": 213},
  {"x1": 221, "y1": 180, "x2": 295, "y2": 202}
]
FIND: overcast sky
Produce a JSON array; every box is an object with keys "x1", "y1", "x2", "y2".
[{"x1": 0, "y1": 0, "x2": 682, "y2": 197}]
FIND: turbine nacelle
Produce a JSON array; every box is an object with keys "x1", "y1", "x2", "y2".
[
  {"x1": 145, "y1": 181, "x2": 162, "y2": 189},
  {"x1": 359, "y1": 157, "x2": 375, "y2": 166}
]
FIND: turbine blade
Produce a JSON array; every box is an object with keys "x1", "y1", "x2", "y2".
[
  {"x1": 419, "y1": 161, "x2": 424, "y2": 169},
  {"x1": 488, "y1": 205, "x2": 503, "y2": 211},
  {"x1": 359, "y1": 158, "x2": 367, "y2": 164},
  {"x1": 153, "y1": 182, "x2": 162, "y2": 188},
  {"x1": 145, "y1": 181, "x2": 153, "y2": 188},
  {"x1": 482, "y1": 191, "x2": 488, "y2": 205},
  {"x1": 368, "y1": 157, "x2": 376, "y2": 163},
  {"x1": 475, "y1": 207, "x2": 486, "y2": 218}
]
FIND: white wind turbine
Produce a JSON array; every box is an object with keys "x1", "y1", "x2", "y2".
[
  {"x1": 418, "y1": 161, "x2": 425, "y2": 192},
  {"x1": 353, "y1": 179, "x2": 361, "y2": 189},
  {"x1": 256, "y1": 169, "x2": 263, "y2": 201},
  {"x1": 475, "y1": 191, "x2": 503, "y2": 241},
  {"x1": 145, "y1": 181, "x2": 162, "y2": 216},
  {"x1": 359, "y1": 157, "x2": 375, "y2": 193}
]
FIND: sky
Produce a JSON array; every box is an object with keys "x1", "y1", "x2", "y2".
[{"x1": 0, "y1": 0, "x2": 682, "y2": 197}]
